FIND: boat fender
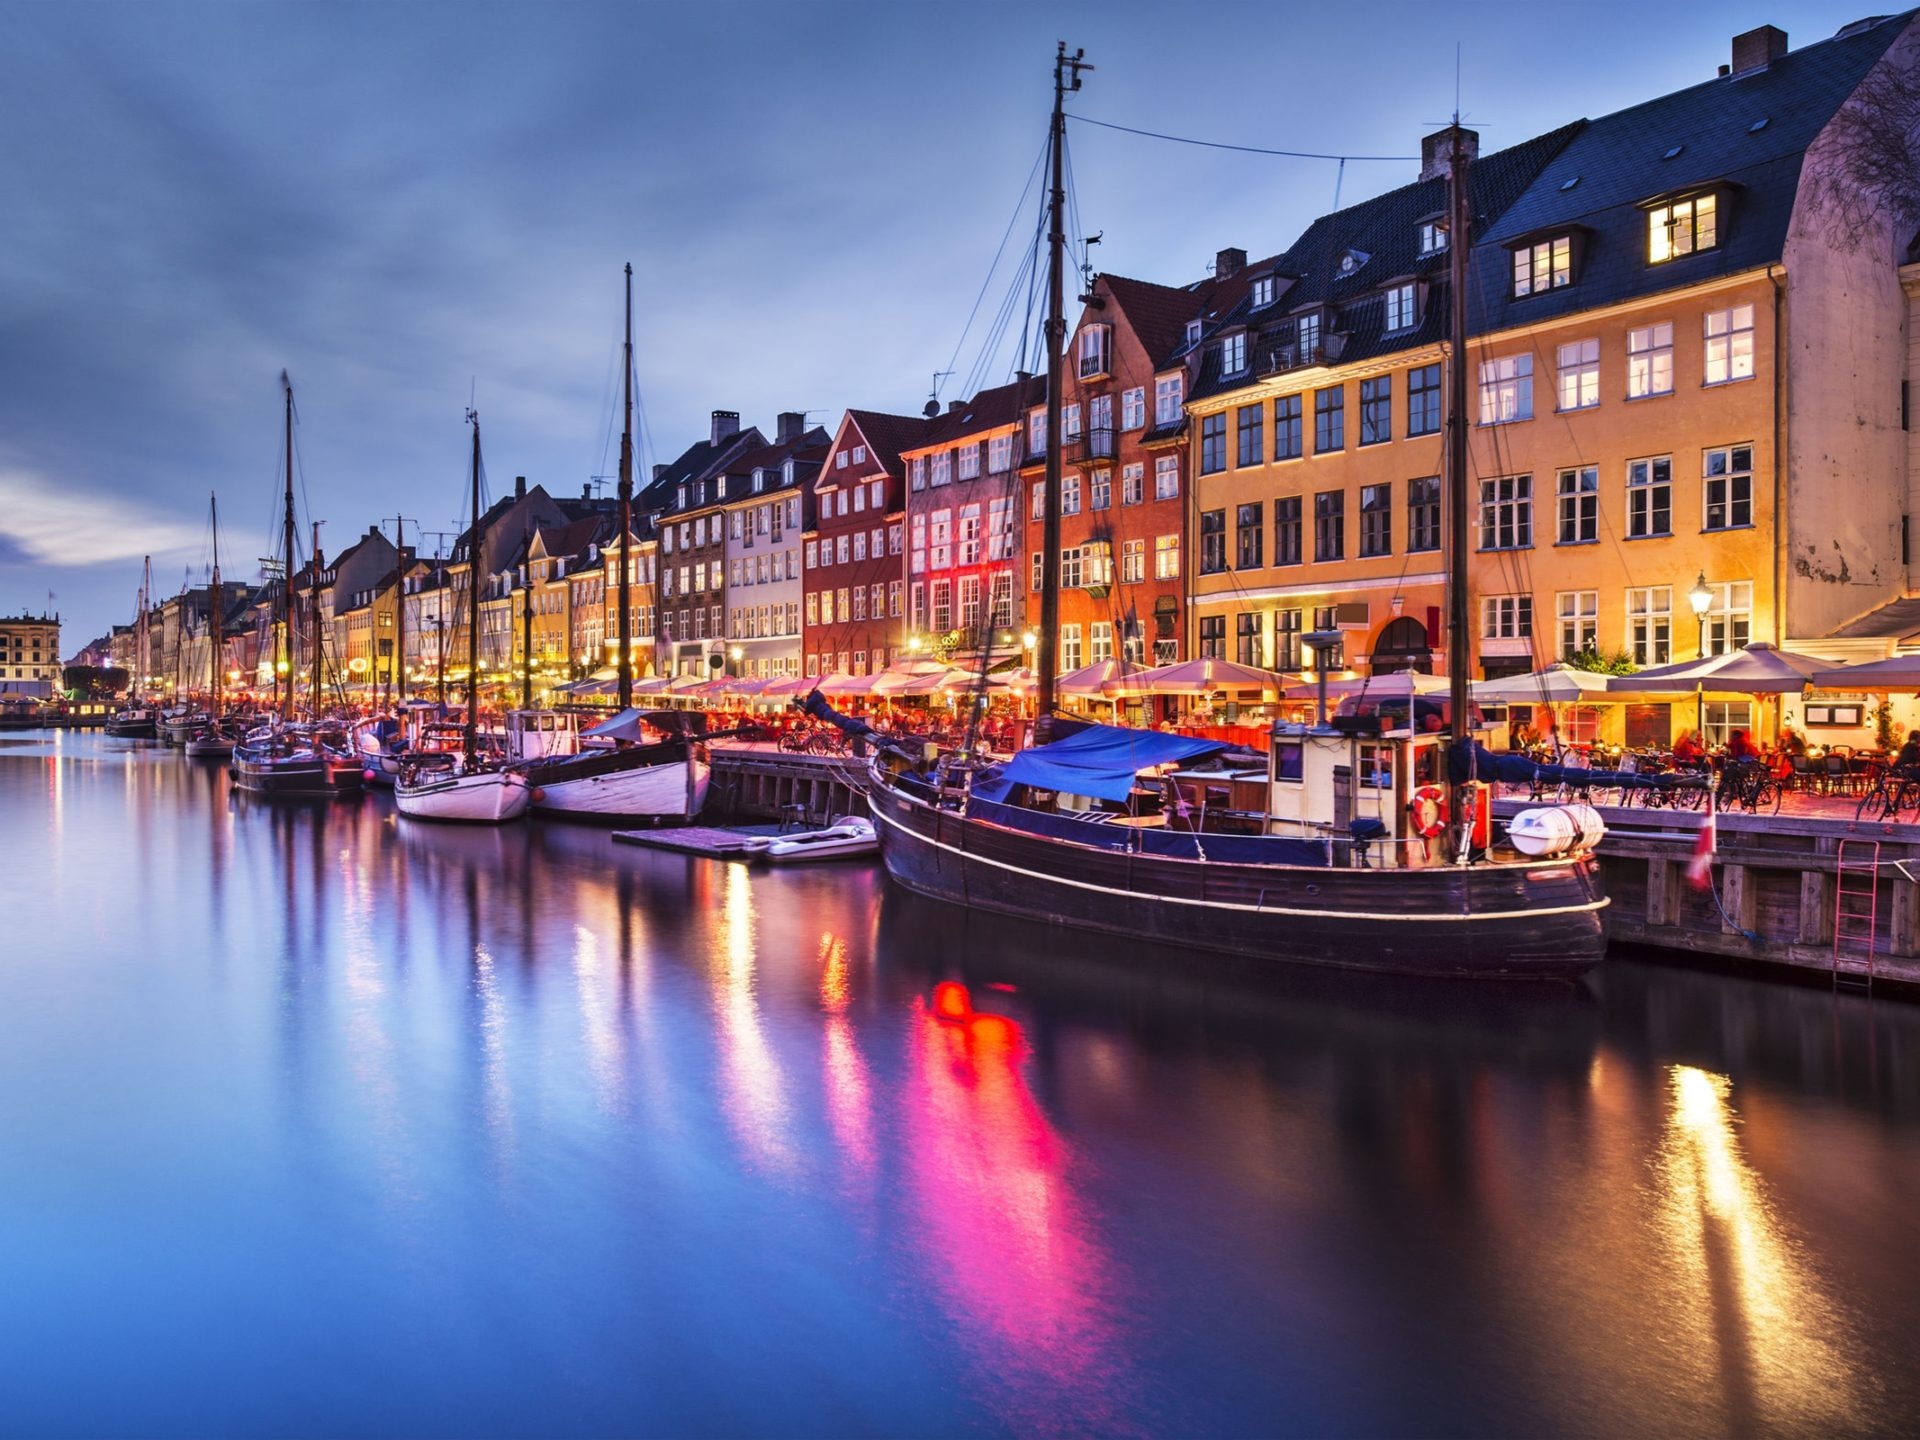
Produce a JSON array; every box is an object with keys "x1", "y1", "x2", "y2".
[
  {"x1": 363, "y1": 769, "x2": 377, "y2": 783},
  {"x1": 1408, "y1": 784, "x2": 1449, "y2": 839},
  {"x1": 531, "y1": 787, "x2": 546, "y2": 802}
]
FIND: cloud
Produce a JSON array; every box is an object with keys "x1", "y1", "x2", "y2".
[{"x1": 0, "y1": 465, "x2": 204, "y2": 568}]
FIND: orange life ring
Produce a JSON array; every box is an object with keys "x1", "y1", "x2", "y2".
[{"x1": 1408, "y1": 784, "x2": 1449, "y2": 839}]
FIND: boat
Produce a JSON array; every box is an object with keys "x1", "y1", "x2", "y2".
[
  {"x1": 758, "y1": 817, "x2": 878, "y2": 863},
  {"x1": 232, "y1": 372, "x2": 362, "y2": 799},
  {"x1": 394, "y1": 408, "x2": 531, "y2": 824},
  {"x1": 184, "y1": 718, "x2": 242, "y2": 761},
  {"x1": 185, "y1": 495, "x2": 236, "y2": 761},
  {"x1": 106, "y1": 560, "x2": 160, "y2": 737},
  {"x1": 103, "y1": 707, "x2": 160, "y2": 739},
  {"x1": 851, "y1": 54, "x2": 1606, "y2": 980}
]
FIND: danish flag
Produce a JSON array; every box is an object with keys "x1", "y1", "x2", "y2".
[{"x1": 1686, "y1": 790, "x2": 1717, "y2": 890}]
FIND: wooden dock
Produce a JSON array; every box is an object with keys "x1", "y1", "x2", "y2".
[
  {"x1": 707, "y1": 744, "x2": 870, "y2": 827},
  {"x1": 611, "y1": 824, "x2": 780, "y2": 859},
  {"x1": 1493, "y1": 796, "x2": 1920, "y2": 988}
]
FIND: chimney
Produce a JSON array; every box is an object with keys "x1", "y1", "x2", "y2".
[
  {"x1": 1214, "y1": 247, "x2": 1247, "y2": 278},
  {"x1": 1419, "y1": 126, "x2": 1480, "y2": 183},
  {"x1": 652, "y1": 463, "x2": 669, "y2": 481},
  {"x1": 948, "y1": 400, "x2": 965, "y2": 414},
  {"x1": 710, "y1": 410, "x2": 740, "y2": 446},
  {"x1": 775, "y1": 410, "x2": 806, "y2": 443},
  {"x1": 514, "y1": 475, "x2": 527, "y2": 500},
  {"x1": 582, "y1": 484, "x2": 591, "y2": 500},
  {"x1": 1732, "y1": 24, "x2": 1787, "y2": 75}
]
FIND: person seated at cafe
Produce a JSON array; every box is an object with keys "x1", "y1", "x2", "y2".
[
  {"x1": 1726, "y1": 729, "x2": 1761, "y2": 763},
  {"x1": 1778, "y1": 726, "x2": 1807, "y2": 758},
  {"x1": 1895, "y1": 730, "x2": 1920, "y2": 773},
  {"x1": 1671, "y1": 730, "x2": 1706, "y2": 765}
]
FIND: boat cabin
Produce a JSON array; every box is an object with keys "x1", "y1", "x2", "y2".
[{"x1": 505, "y1": 709, "x2": 582, "y2": 762}]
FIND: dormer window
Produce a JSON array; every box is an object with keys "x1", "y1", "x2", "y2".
[
  {"x1": 1649, "y1": 192, "x2": 1718, "y2": 263},
  {"x1": 1418, "y1": 220, "x2": 1447, "y2": 255},
  {"x1": 1077, "y1": 323, "x2": 1112, "y2": 379},
  {"x1": 1250, "y1": 276, "x2": 1275, "y2": 308},
  {"x1": 782, "y1": 458, "x2": 795, "y2": 484},
  {"x1": 1512, "y1": 235, "x2": 1573, "y2": 297},
  {"x1": 1184, "y1": 319, "x2": 1203, "y2": 349},
  {"x1": 677, "y1": 485, "x2": 688, "y2": 508},
  {"x1": 1220, "y1": 332, "x2": 1247, "y2": 375},
  {"x1": 1296, "y1": 311, "x2": 1322, "y2": 361},
  {"x1": 1384, "y1": 282, "x2": 1419, "y2": 333},
  {"x1": 1336, "y1": 248, "x2": 1370, "y2": 277},
  {"x1": 752, "y1": 468, "x2": 766, "y2": 492}
]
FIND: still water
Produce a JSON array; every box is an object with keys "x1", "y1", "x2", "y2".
[{"x1": 2, "y1": 732, "x2": 1918, "y2": 1438}]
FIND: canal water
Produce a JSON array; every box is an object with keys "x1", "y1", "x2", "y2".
[{"x1": 2, "y1": 732, "x2": 1918, "y2": 1438}]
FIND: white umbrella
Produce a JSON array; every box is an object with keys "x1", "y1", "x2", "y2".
[
  {"x1": 1057, "y1": 658, "x2": 1148, "y2": 697},
  {"x1": 1607, "y1": 642, "x2": 1829, "y2": 694},
  {"x1": 1125, "y1": 656, "x2": 1290, "y2": 697},
  {"x1": 1283, "y1": 670, "x2": 1452, "y2": 701},
  {"x1": 1471, "y1": 664, "x2": 1616, "y2": 703}
]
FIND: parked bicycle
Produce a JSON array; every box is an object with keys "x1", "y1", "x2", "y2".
[
  {"x1": 1718, "y1": 758, "x2": 1782, "y2": 815},
  {"x1": 1855, "y1": 766, "x2": 1920, "y2": 821}
]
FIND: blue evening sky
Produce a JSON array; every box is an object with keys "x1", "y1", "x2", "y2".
[{"x1": 0, "y1": 0, "x2": 1868, "y2": 648}]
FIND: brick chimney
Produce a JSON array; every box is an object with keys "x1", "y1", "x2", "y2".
[
  {"x1": 652, "y1": 463, "x2": 669, "y2": 481},
  {"x1": 775, "y1": 410, "x2": 806, "y2": 443},
  {"x1": 1214, "y1": 247, "x2": 1247, "y2": 278},
  {"x1": 514, "y1": 475, "x2": 527, "y2": 500},
  {"x1": 1732, "y1": 24, "x2": 1787, "y2": 75},
  {"x1": 1419, "y1": 126, "x2": 1480, "y2": 183},
  {"x1": 710, "y1": 410, "x2": 740, "y2": 446}
]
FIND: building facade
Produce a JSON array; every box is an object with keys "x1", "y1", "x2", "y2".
[
  {"x1": 0, "y1": 612, "x2": 61, "y2": 697},
  {"x1": 804, "y1": 409, "x2": 926, "y2": 678}
]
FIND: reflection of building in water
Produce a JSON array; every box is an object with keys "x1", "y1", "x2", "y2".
[
  {"x1": 1657, "y1": 1065, "x2": 1869, "y2": 1434},
  {"x1": 710, "y1": 865, "x2": 792, "y2": 1172},
  {"x1": 817, "y1": 933, "x2": 874, "y2": 1178},
  {"x1": 904, "y1": 992, "x2": 1130, "y2": 1435}
]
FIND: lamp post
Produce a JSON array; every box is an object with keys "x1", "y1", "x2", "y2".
[{"x1": 1688, "y1": 571, "x2": 1713, "y2": 741}]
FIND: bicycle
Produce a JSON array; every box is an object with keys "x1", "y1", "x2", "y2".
[
  {"x1": 1855, "y1": 767, "x2": 1920, "y2": 821},
  {"x1": 1718, "y1": 759, "x2": 1782, "y2": 815}
]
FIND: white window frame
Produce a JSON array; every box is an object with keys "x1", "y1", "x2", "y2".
[
  {"x1": 1627, "y1": 322, "x2": 1674, "y2": 398},
  {"x1": 1557, "y1": 338, "x2": 1599, "y2": 411},
  {"x1": 1704, "y1": 305, "x2": 1755, "y2": 386},
  {"x1": 1478, "y1": 354, "x2": 1533, "y2": 425}
]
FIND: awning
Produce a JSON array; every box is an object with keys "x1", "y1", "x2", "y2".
[
  {"x1": 1284, "y1": 671, "x2": 1452, "y2": 701},
  {"x1": 1470, "y1": 664, "x2": 1616, "y2": 703},
  {"x1": 1121, "y1": 657, "x2": 1291, "y2": 697},
  {"x1": 1809, "y1": 653, "x2": 1920, "y2": 689},
  {"x1": 974, "y1": 723, "x2": 1229, "y2": 804},
  {"x1": 1607, "y1": 642, "x2": 1831, "y2": 695}
]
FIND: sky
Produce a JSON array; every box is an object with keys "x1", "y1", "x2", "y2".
[{"x1": 0, "y1": 0, "x2": 1879, "y2": 650}]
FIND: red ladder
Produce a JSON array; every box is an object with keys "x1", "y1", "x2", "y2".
[{"x1": 1832, "y1": 840, "x2": 1880, "y2": 992}]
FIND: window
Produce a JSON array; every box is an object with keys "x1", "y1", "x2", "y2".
[
  {"x1": 1478, "y1": 475, "x2": 1532, "y2": 550},
  {"x1": 1030, "y1": 481, "x2": 1047, "y2": 521},
  {"x1": 1060, "y1": 547, "x2": 1083, "y2": 588},
  {"x1": 1121, "y1": 463, "x2": 1144, "y2": 505},
  {"x1": 1700, "y1": 700, "x2": 1753, "y2": 749},
  {"x1": 1649, "y1": 193, "x2": 1717, "y2": 263},
  {"x1": 1061, "y1": 474, "x2": 1081, "y2": 516},
  {"x1": 1235, "y1": 612, "x2": 1262, "y2": 666},
  {"x1": 1627, "y1": 322, "x2": 1673, "y2": 398},
  {"x1": 1274, "y1": 495, "x2": 1303, "y2": 566},
  {"x1": 1274, "y1": 394, "x2": 1303, "y2": 460},
  {"x1": 1556, "y1": 591, "x2": 1598, "y2": 659},
  {"x1": 1314, "y1": 386, "x2": 1344, "y2": 452},
  {"x1": 1557, "y1": 339, "x2": 1599, "y2": 411},
  {"x1": 1360, "y1": 376, "x2": 1391, "y2": 445},
  {"x1": 1296, "y1": 311, "x2": 1321, "y2": 360},
  {"x1": 1155, "y1": 533, "x2": 1180, "y2": 580},
  {"x1": 1121, "y1": 387, "x2": 1146, "y2": 430},
  {"x1": 1154, "y1": 455, "x2": 1179, "y2": 500},
  {"x1": 1200, "y1": 413, "x2": 1227, "y2": 474},
  {"x1": 909, "y1": 456, "x2": 926, "y2": 490},
  {"x1": 1251, "y1": 276, "x2": 1275, "y2": 308},
  {"x1": 988, "y1": 573, "x2": 1011, "y2": 627},
  {"x1": 1407, "y1": 363, "x2": 1441, "y2": 437},
  {"x1": 1062, "y1": 403, "x2": 1081, "y2": 441},
  {"x1": 1703, "y1": 581, "x2": 1752, "y2": 655},
  {"x1": 958, "y1": 575, "x2": 980, "y2": 628},
  {"x1": 957, "y1": 503, "x2": 981, "y2": 565},
  {"x1": 1077, "y1": 324, "x2": 1110, "y2": 378},
  {"x1": 1236, "y1": 502, "x2": 1264, "y2": 569},
  {"x1": 1418, "y1": 219, "x2": 1446, "y2": 255},
  {"x1": 911, "y1": 582, "x2": 926, "y2": 630},
  {"x1": 1384, "y1": 283, "x2": 1417, "y2": 333},
  {"x1": 1121, "y1": 538, "x2": 1145, "y2": 584},
  {"x1": 889, "y1": 522, "x2": 903, "y2": 555},
  {"x1": 1626, "y1": 586, "x2": 1671, "y2": 667},
  {"x1": 1314, "y1": 490, "x2": 1344, "y2": 562},
  {"x1": 1154, "y1": 374, "x2": 1184, "y2": 426},
  {"x1": 1407, "y1": 476, "x2": 1440, "y2": 552},
  {"x1": 805, "y1": 539, "x2": 818, "y2": 569},
  {"x1": 931, "y1": 579, "x2": 952, "y2": 632},
  {"x1": 1199, "y1": 615, "x2": 1225, "y2": 659},
  {"x1": 853, "y1": 531, "x2": 868, "y2": 563},
  {"x1": 1481, "y1": 594, "x2": 1533, "y2": 640},
  {"x1": 929, "y1": 508, "x2": 951, "y2": 570},
  {"x1": 1360, "y1": 483, "x2": 1391, "y2": 557},
  {"x1": 930, "y1": 450, "x2": 951, "y2": 488},
  {"x1": 835, "y1": 451, "x2": 848, "y2": 470},
  {"x1": 1220, "y1": 333, "x2": 1247, "y2": 374},
  {"x1": 1090, "y1": 468, "x2": 1111, "y2": 511},
  {"x1": 988, "y1": 434, "x2": 1013, "y2": 473},
  {"x1": 1478, "y1": 354, "x2": 1533, "y2": 424},
  {"x1": 1512, "y1": 235, "x2": 1572, "y2": 297},
  {"x1": 1627, "y1": 456, "x2": 1672, "y2": 538},
  {"x1": 1703, "y1": 444, "x2": 1753, "y2": 530},
  {"x1": 1274, "y1": 608, "x2": 1304, "y2": 670},
  {"x1": 1557, "y1": 466, "x2": 1598, "y2": 544},
  {"x1": 910, "y1": 514, "x2": 926, "y2": 574},
  {"x1": 1030, "y1": 552, "x2": 1042, "y2": 592},
  {"x1": 1028, "y1": 410, "x2": 1047, "y2": 457},
  {"x1": 1088, "y1": 394, "x2": 1113, "y2": 454},
  {"x1": 957, "y1": 443, "x2": 981, "y2": 480},
  {"x1": 1199, "y1": 509, "x2": 1227, "y2": 574},
  {"x1": 1704, "y1": 305, "x2": 1755, "y2": 385},
  {"x1": 1090, "y1": 620, "x2": 1113, "y2": 664},
  {"x1": 1236, "y1": 404, "x2": 1264, "y2": 466}
]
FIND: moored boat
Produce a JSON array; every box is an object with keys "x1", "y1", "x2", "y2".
[{"x1": 520, "y1": 707, "x2": 710, "y2": 824}]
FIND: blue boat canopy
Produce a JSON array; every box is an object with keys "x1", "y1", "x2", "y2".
[{"x1": 973, "y1": 724, "x2": 1230, "y2": 804}]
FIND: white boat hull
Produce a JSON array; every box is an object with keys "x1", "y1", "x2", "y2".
[
  {"x1": 765, "y1": 820, "x2": 878, "y2": 863},
  {"x1": 395, "y1": 767, "x2": 532, "y2": 823},
  {"x1": 531, "y1": 756, "x2": 710, "y2": 822}
]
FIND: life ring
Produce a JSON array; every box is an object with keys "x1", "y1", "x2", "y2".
[{"x1": 1408, "y1": 784, "x2": 1449, "y2": 838}]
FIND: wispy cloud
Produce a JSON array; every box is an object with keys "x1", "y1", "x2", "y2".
[{"x1": 0, "y1": 465, "x2": 203, "y2": 568}]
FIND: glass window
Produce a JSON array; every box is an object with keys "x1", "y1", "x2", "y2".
[
  {"x1": 988, "y1": 434, "x2": 1013, "y2": 473},
  {"x1": 1384, "y1": 283, "x2": 1417, "y2": 332},
  {"x1": 1407, "y1": 364, "x2": 1441, "y2": 437},
  {"x1": 1557, "y1": 339, "x2": 1599, "y2": 411},
  {"x1": 1200, "y1": 413, "x2": 1227, "y2": 474},
  {"x1": 1314, "y1": 490, "x2": 1345, "y2": 562},
  {"x1": 1154, "y1": 374, "x2": 1183, "y2": 426},
  {"x1": 1235, "y1": 612, "x2": 1262, "y2": 666},
  {"x1": 1121, "y1": 387, "x2": 1146, "y2": 430},
  {"x1": 1314, "y1": 386, "x2": 1344, "y2": 453},
  {"x1": 1627, "y1": 456, "x2": 1672, "y2": 538},
  {"x1": 1198, "y1": 615, "x2": 1225, "y2": 659},
  {"x1": 1359, "y1": 483, "x2": 1391, "y2": 557},
  {"x1": 1478, "y1": 475, "x2": 1532, "y2": 550},
  {"x1": 1220, "y1": 333, "x2": 1247, "y2": 374},
  {"x1": 1274, "y1": 496, "x2": 1302, "y2": 566},
  {"x1": 1649, "y1": 193, "x2": 1717, "y2": 264},
  {"x1": 1627, "y1": 322, "x2": 1674, "y2": 398},
  {"x1": 1121, "y1": 463, "x2": 1144, "y2": 506},
  {"x1": 1478, "y1": 354, "x2": 1533, "y2": 424},
  {"x1": 1704, "y1": 305, "x2": 1755, "y2": 385},
  {"x1": 1154, "y1": 534, "x2": 1180, "y2": 579},
  {"x1": 1091, "y1": 620, "x2": 1114, "y2": 663},
  {"x1": 1061, "y1": 474, "x2": 1081, "y2": 516},
  {"x1": 1703, "y1": 444, "x2": 1753, "y2": 530},
  {"x1": 1199, "y1": 510, "x2": 1227, "y2": 574},
  {"x1": 1274, "y1": 394, "x2": 1303, "y2": 460},
  {"x1": 957, "y1": 443, "x2": 981, "y2": 480},
  {"x1": 1360, "y1": 376, "x2": 1391, "y2": 446},
  {"x1": 1556, "y1": 590, "x2": 1598, "y2": 659},
  {"x1": 1407, "y1": 476, "x2": 1440, "y2": 552},
  {"x1": 1236, "y1": 404, "x2": 1264, "y2": 467},
  {"x1": 1481, "y1": 594, "x2": 1533, "y2": 640},
  {"x1": 1236, "y1": 502, "x2": 1263, "y2": 569},
  {"x1": 1090, "y1": 469, "x2": 1111, "y2": 511},
  {"x1": 1120, "y1": 539, "x2": 1145, "y2": 584},
  {"x1": 1512, "y1": 235, "x2": 1572, "y2": 297},
  {"x1": 1274, "y1": 608, "x2": 1304, "y2": 670},
  {"x1": 1418, "y1": 220, "x2": 1447, "y2": 255},
  {"x1": 1704, "y1": 580, "x2": 1752, "y2": 655},
  {"x1": 1626, "y1": 586, "x2": 1671, "y2": 667},
  {"x1": 1556, "y1": 466, "x2": 1598, "y2": 544},
  {"x1": 1297, "y1": 312, "x2": 1321, "y2": 359},
  {"x1": 1154, "y1": 455, "x2": 1179, "y2": 500}
]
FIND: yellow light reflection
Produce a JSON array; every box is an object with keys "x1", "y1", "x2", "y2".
[
  {"x1": 710, "y1": 865, "x2": 791, "y2": 1172},
  {"x1": 1657, "y1": 1065, "x2": 1868, "y2": 1432},
  {"x1": 817, "y1": 934, "x2": 873, "y2": 1175}
]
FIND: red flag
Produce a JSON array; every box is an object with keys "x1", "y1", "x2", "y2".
[{"x1": 1687, "y1": 791, "x2": 1717, "y2": 890}]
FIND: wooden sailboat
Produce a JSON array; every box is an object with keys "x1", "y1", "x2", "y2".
[
  {"x1": 394, "y1": 408, "x2": 531, "y2": 823},
  {"x1": 105, "y1": 558, "x2": 159, "y2": 738},
  {"x1": 857, "y1": 53, "x2": 1608, "y2": 978},
  {"x1": 186, "y1": 495, "x2": 239, "y2": 759}
]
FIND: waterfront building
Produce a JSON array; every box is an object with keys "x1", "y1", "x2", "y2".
[
  {"x1": 599, "y1": 518, "x2": 655, "y2": 682},
  {"x1": 444, "y1": 477, "x2": 575, "y2": 682},
  {"x1": 648, "y1": 411, "x2": 769, "y2": 679},
  {"x1": 0, "y1": 611, "x2": 61, "y2": 697},
  {"x1": 401, "y1": 561, "x2": 454, "y2": 695},
  {"x1": 1184, "y1": 17, "x2": 1920, "y2": 746},
  {"x1": 899, "y1": 376, "x2": 1041, "y2": 671},
  {"x1": 719, "y1": 416, "x2": 828, "y2": 680},
  {"x1": 804, "y1": 409, "x2": 928, "y2": 678}
]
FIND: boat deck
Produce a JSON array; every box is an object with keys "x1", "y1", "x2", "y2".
[{"x1": 611, "y1": 823, "x2": 784, "y2": 859}]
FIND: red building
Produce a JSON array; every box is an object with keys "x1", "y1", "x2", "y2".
[{"x1": 803, "y1": 409, "x2": 929, "y2": 677}]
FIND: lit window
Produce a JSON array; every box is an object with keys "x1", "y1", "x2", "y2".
[
  {"x1": 1627, "y1": 322, "x2": 1674, "y2": 398},
  {"x1": 1512, "y1": 236, "x2": 1572, "y2": 297},
  {"x1": 1704, "y1": 305, "x2": 1755, "y2": 385},
  {"x1": 1557, "y1": 591, "x2": 1598, "y2": 659},
  {"x1": 1557, "y1": 339, "x2": 1600, "y2": 411},
  {"x1": 1478, "y1": 354, "x2": 1533, "y2": 424},
  {"x1": 1649, "y1": 193, "x2": 1717, "y2": 263},
  {"x1": 1626, "y1": 587, "x2": 1671, "y2": 667}
]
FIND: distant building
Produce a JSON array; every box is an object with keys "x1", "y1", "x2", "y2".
[
  {"x1": 0, "y1": 611, "x2": 60, "y2": 697},
  {"x1": 805, "y1": 408, "x2": 927, "y2": 677}
]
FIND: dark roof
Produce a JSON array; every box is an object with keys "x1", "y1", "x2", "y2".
[
  {"x1": 1100, "y1": 273, "x2": 1209, "y2": 369},
  {"x1": 844, "y1": 409, "x2": 937, "y2": 478},
  {"x1": 1470, "y1": 12, "x2": 1911, "y2": 334},
  {"x1": 904, "y1": 375, "x2": 1046, "y2": 452},
  {"x1": 636, "y1": 428, "x2": 763, "y2": 514},
  {"x1": 531, "y1": 513, "x2": 612, "y2": 563},
  {"x1": 1828, "y1": 594, "x2": 1920, "y2": 640}
]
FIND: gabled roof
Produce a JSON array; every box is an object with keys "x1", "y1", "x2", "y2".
[
  {"x1": 1099, "y1": 273, "x2": 1210, "y2": 370},
  {"x1": 637, "y1": 427, "x2": 763, "y2": 515},
  {"x1": 842, "y1": 409, "x2": 937, "y2": 479},
  {"x1": 902, "y1": 375, "x2": 1046, "y2": 455}
]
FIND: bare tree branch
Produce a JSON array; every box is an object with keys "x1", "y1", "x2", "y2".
[{"x1": 1804, "y1": 56, "x2": 1920, "y2": 252}]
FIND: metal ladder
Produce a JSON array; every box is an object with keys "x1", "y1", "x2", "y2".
[{"x1": 1832, "y1": 839, "x2": 1880, "y2": 993}]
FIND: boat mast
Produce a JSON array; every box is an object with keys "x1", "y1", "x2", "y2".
[
  {"x1": 280, "y1": 371, "x2": 296, "y2": 724},
  {"x1": 209, "y1": 494, "x2": 222, "y2": 717},
  {"x1": 390, "y1": 516, "x2": 406, "y2": 708},
  {"x1": 310, "y1": 522, "x2": 324, "y2": 718},
  {"x1": 1445, "y1": 128, "x2": 1472, "y2": 749},
  {"x1": 1036, "y1": 42, "x2": 1088, "y2": 723},
  {"x1": 617, "y1": 262, "x2": 634, "y2": 712},
  {"x1": 465, "y1": 410, "x2": 482, "y2": 765},
  {"x1": 521, "y1": 559, "x2": 533, "y2": 709}
]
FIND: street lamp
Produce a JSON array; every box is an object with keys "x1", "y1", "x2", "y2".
[{"x1": 1688, "y1": 571, "x2": 1713, "y2": 740}]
